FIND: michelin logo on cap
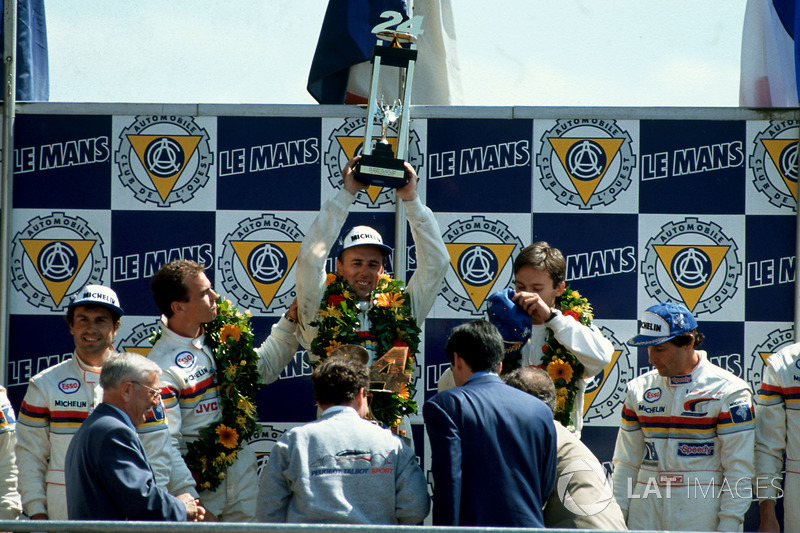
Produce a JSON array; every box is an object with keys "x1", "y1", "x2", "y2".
[
  {"x1": 341, "y1": 225, "x2": 392, "y2": 256},
  {"x1": 69, "y1": 284, "x2": 124, "y2": 316}
]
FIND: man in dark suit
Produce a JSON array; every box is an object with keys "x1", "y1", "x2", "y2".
[
  {"x1": 423, "y1": 320, "x2": 557, "y2": 527},
  {"x1": 65, "y1": 352, "x2": 204, "y2": 521}
]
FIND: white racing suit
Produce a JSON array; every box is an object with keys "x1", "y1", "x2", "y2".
[
  {"x1": 755, "y1": 342, "x2": 800, "y2": 533},
  {"x1": 0, "y1": 387, "x2": 21, "y2": 519},
  {"x1": 520, "y1": 311, "x2": 612, "y2": 437},
  {"x1": 612, "y1": 351, "x2": 755, "y2": 532},
  {"x1": 16, "y1": 353, "x2": 192, "y2": 520},
  {"x1": 142, "y1": 316, "x2": 298, "y2": 522}
]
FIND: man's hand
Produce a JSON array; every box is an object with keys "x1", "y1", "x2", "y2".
[
  {"x1": 512, "y1": 291, "x2": 552, "y2": 325},
  {"x1": 342, "y1": 155, "x2": 369, "y2": 195},
  {"x1": 758, "y1": 500, "x2": 780, "y2": 532},
  {"x1": 178, "y1": 493, "x2": 204, "y2": 522},
  {"x1": 396, "y1": 161, "x2": 418, "y2": 202}
]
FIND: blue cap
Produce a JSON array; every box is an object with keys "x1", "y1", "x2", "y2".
[
  {"x1": 486, "y1": 289, "x2": 531, "y2": 357},
  {"x1": 627, "y1": 302, "x2": 697, "y2": 346}
]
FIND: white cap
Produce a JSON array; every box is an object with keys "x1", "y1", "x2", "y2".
[
  {"x1": 341, "y1": 225, "x2": 392, "y2": 256},
  {"x1": 69, "y1": 284, "x2": 124, "y2": 316}
]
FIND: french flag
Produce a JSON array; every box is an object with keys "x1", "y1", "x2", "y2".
[
  {"x1": 307, "y1": 0, "x2": 462, "y2": 105},
  {"x1": 740, "y1": 0, "x2": 800, "y2": 107}
]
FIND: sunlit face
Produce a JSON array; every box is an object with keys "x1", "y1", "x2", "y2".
[
  {"x1": 514, "y1": 265, "x2": 564, "y2": 307},
  {"x1": 130, "y1": 371, "x2": 161, "y2": 426},
  {"x1": 181, "y1": 273, "x2": 218, "y2": 325},
  {"x1": 69, "y1": 306, "x2": 119, "y2": 362},
  {"x1": 336, "y1": 246, "x2": 385, "y2": 301},
  {"x1": 647, "y1": 340, "x2": 695, "y2": 377}
]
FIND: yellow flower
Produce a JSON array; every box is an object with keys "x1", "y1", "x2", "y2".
[
  {"x1": 223, "y1": 365, "x2": 240, "y2": 381},
  {"x1": 220, "y1": 323, "x2": 242, "y2": 343},
  {"x1": 236, "y1": 414, "x2": 248, "y2": 427},
  {"x1": 201, "y1": 482, "x2": 212, "y2": 491},
  {"x1": 320, "y1": 306, "x2": 342, "y2": 319},
  {"x1": 237, "y1": 397, "x2": 256, "y2": 416},
  {"x1": 325, "y1": 340, "x2": 343, "y2": 354},
  {"x1": 555, "y1": 387, "x2": 568, "y2": 411},
  {"x1": 326, "y1": 273, "x2": 337, "y2": 286},
  {"x1": 547, "y1": 358, "x2": 574, "y2": 383},
  {"x1": 245, "y1": 309, "x2": 252, "y2": 317},
  {"x1": 376, "y1": 291, "x2": 404, "y2": 309},
  {"x1": 571, "y1": 290, "x2": 580, "y2": 299},
  {"x1": 342, "y1": 289, "x2": 354, "y2": 300},
  {"x1": 215, "y1": 424, "x2": 239, "y2": 449}
]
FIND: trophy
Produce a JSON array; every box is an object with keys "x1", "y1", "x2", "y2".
[{"x1": 355, "y1": 12, "x2": 423, "y2": 188}]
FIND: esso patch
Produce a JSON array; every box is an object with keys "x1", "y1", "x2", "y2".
[
  {"x1": 175, "y1": 351, "x2": 195, "y2": 369},
  {"x1": 58, "y1": 378, "x2": 81, "y2": 394},
  {"x1": 644, "y1": 387, "x2": 661, "y2": 403}
]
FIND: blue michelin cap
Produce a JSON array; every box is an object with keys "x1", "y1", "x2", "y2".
[
  {"x1": 627, "y1": 302, "x2": 696, "y2": 347},
  {"x1": 486, "y1": 288, "x2": 531, "y2": 357}
]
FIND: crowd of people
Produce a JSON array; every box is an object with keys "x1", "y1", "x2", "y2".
[{"x1": 0, "y1": 156, "x2": 795, "y2": 532}]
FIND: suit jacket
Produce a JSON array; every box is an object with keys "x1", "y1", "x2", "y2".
[
  {"x1": 544, "y1": 421, "x2": 627, "y2": 530},
  {"x1": 65, "y1": 403, "x2": 186, "y2": 521},
  {"x1": 423, "y1": 373, "x2": 557, "y2": 527}
]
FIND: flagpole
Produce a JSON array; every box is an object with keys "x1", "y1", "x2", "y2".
[
  {"x1": 795, "y1": 111, "x2": 800, "y2": 342},
  {"x1": 0, "y1": 0, "x2": 17, "y2": 385}
]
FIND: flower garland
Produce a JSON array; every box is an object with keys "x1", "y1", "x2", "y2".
[
  {"x1": 310, "y1": 273, "x2": 420, "y2": 429},
  {"x1": 150, "y1": 298, "x2": 259, "y2": 492},
  {"x1": 540, "y1": 287, "x2": 593, "y2": 428}
]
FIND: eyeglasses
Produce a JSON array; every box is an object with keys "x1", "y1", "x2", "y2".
[{"x1": 131, "y1": 381, "x2": 161, "y2": 399}]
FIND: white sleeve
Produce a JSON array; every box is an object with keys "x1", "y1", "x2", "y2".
[
  {"x1": 403, "y1": 196, "x2": 449, "y2": 324},
  {"x1": 548, "y1": 311, "x2": 613, "y2": 378},
  {"x1": 295, "y1": 188, "x2": 355, "y2": 351},
  {"x1": 256, "y1": 317, "x2": 299, "y2": 385},
  {"x1": 0, "y1": 390, "x2": 21, "y2": 519},
  {"x1": 716, "y1": 388, "x2": 755, "y2": 532},
  {"x1": 138, "y1": 399, "x2": 197, "y2": 498},
  {"x1": 754, "y1": 359, "x2": 787, "y2": 501},
  {"x1": 15, "y1": 379, "x2": 50, "y2": 517},
  {"x1": 611, "y1": 385, "x2": 644, "y2": 521}
]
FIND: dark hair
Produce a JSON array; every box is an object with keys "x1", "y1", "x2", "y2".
[
  {"x1": 150, "y1": 260, "x2": 206, "y2": 318},
  {"x1": 504, "y1": 367, "x2": 556, "y2": 416},
  {"x1": 669, "y1": 329, "x2": 705, "y2": 349},
  {"x1": 66, "y1": 304, "x2": 121, "y2": 329},
  {"x1": 513, "y1": 241, "x2": 565, "y2": 288},
  {"x1": 312, "y1": 356, "x2": 369, "y2": 406},
  {"x1": 445, "y1": 320, "x2": 504, "y2": 373}
]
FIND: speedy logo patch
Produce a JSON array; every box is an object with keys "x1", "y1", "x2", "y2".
[
  {"x1": 644, "y1": 387, "x2": 661, "y2": 403},
  {"x1": 677, "y1": 442, "x2": 715, "y2": 456},
  {"x1": 175, "y1": 351, "x2": 195, "y2": 369},
  {"x1": 670, "y1": 374, "x2": 692, "y2": 386},
  {"x1": 58, "y1": 378, "x2": 81, "y2": 394}
]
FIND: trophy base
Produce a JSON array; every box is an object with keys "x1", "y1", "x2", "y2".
[{"x1": 356, "y1": 155, "x2": 408, "y2": 188}]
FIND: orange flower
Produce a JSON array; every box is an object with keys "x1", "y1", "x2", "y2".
[
  {"x1": 398, "y1": 383, "x2": 410, "y2": 399},
  {"x1": 375, "y1": 292, "x2": 404, "y2": 309},
  {"x1": 220, "y1": 323, "x2": 242, "y2": 343},
  {"x1": 215, "y1": 424, "x2": 239, "y2": 449},
  {"x1": 555, "y1": 387, "x2": 568, "y2": 411},
  {"x1": 326, "y1": 273, "x2": 337, "y2": 286},
  {"x1": 547, "y1": 358, "x2": 574, "y2": 383}
]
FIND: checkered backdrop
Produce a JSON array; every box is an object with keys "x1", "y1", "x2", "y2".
[{"x1": 4, "y1": 104, "x2": 798, "y2": 482}]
